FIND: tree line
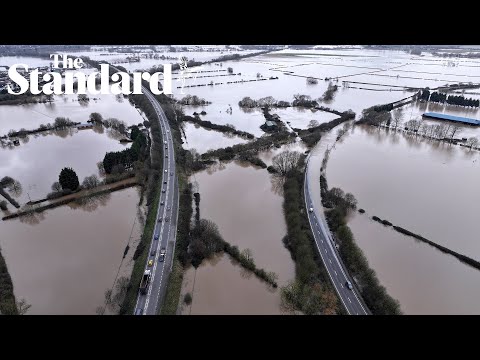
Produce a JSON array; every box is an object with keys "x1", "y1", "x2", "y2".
[{"x1": 419, "y1": 89, "x2": 480, "y2": 107}]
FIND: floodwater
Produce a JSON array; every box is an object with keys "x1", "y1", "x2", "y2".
[
  {"x1": 0, "y1": 92, "x2": 145, "y2": 135},
  {"x1": 0, "y1": 59, "x2": 146, "y2": 314},
  {"x1": 347, "y1": 213, "x2": 480, "y2": 314},
  {"x1": 0, "y1": 187, "x2": 143, "y2": 314},
  {"x1": 181, "y1": 122, "x2": 249, "y2": 154},
  {"x1": 181, "y1": 160, "x2": 295, "y2": 314},
  {"x1": 0, "y1": 128, "x2": 130, "y2": 204},
  {"x1": 179, "y1": 254, "x2": 283, "y2": 315},
  {"x1": 325, "y1": 124, "x2": 480, "y2": 314}
]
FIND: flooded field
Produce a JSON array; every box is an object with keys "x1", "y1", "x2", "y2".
[
  {"x1": 179, "y1": 254, "x2": 282, "y2": 315},
  {"x1": 0, "y1": 92, "x2": 145, "y2": 135},
  {"x1": 0, "y1": 128, "x2": 128, "y2": 204},
  {"x1": 4, "y1": 47, "x2": 480, "y2": 314},
  {"x1": 180, "y1": 160, "x2": 295, "y2": 314},
  {"x1": 0, "y1": 187, "x2": 143, "y2": 314},
  {"x1": 181, "y1": 122, "x2": 249, "y2": 154},
  {"x1": 347, "y1": 213, "x2": 480, "y2": 314},
  {"x1": 325, "y1": 124, "x2": 480, "y2": 314}
]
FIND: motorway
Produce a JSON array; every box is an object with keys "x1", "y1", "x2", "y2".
[
  {"x1": 304, "y1": 155, "x2": 370, "y2": 315},
  {"x1": 133, "y1": 87, "x2": 179, "y2": 315}
]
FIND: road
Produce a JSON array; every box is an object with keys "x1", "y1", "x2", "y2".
[
  {"x1": 133, "y1": 87, "x2": 179, "y2": 315},
  {"x1": 304, "y1": 155, "x2": 370, "y2": 315}
]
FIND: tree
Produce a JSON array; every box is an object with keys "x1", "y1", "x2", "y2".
[
  {"x1": 345, "y1": 193, "x2": 358, "y2": 209},
  {"x1": 238, "y1": 96, "x2": 257, "y2": 108},
  {"x1": 0, "y1": 200, "x2": 7, "y2": 211},
  {"x1": 82, "y1": 175, "x2": 100, "y2": 189},
  {"x1": 272, "y1": 150, "x2": 302, "y2": 176},
  {"x1": 89, "y1": 112, "x2": 103, "y2": 123},
  {"x1": 391, "y1": 108, "x2": 403, "y2": 130},
  {"x1": 78, "y1": 94, "x2": 89, "y2": 102},
  {"x1": 184, "y1": 293, "x2": 192, "y2": 305},
  {"x1": 16, "y1": 298, "x2": 31, "y2": 315},
  {"x1": 307, "y1": 77, "x2": 318, "y2": 85},
  {"x1": 308, "y1": 120, "x2": 320, "y2": 128},
  {"x1": 59, "y1": 167, "x2": 79, "y2": 191},
  {"x1": 241, "y1": 248, "x2": 253, "y2": 262},
  {"x1": 449, "y1": 125, "x2": 461, "y2": 140},
  {"x1": 130, "y1": 125, "x2": 141, "y2": 141},
  {"x1": 227, "y1": 67, "x2": 233, "y2": 74},
  {"x1": 467, "y1": 137, "x2": 479, "y2": 149},
  {"x1": 54, "y1": 117, "x2": 73, "y2": 129},
  {"x1": 51, "y1": 182, "x2": 62, "y2": 192}
]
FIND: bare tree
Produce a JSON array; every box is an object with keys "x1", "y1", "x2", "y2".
[
  {"x1": 82, "y1": 175, "x2": 100, "y2": 190},
  {"x1": 241, "y1": 248, "x2": 253, "y2": 262},
  {"x1": 272, "y1": 150, "x2": 302, "y2": 176},
  {"x1": 308, "y1": 120, "x2": 319, "y2": 128},
  {"x1": 16, "y1": 298, "x2": 32, "y2": 315},
  {"x1": 467, "y1": 137, "x2": 479, "y2": 149},
  {"x1": 391, "y1": 108, "x2": 403, "y2": 130},
  {"x1": 449, "y1": 125, "x2": 461, "y2": 140}
]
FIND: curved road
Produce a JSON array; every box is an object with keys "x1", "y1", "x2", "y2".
[
  {"x1": 304, "y1": 154, "x2": 370, "y2": 315},
  {"x1": 133, "y1": 87, "x2": 179, "y2": 315}
]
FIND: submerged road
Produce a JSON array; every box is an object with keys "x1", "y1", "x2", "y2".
[
  {"x1": 133, "y1": 87, "x2": 179, "y2": 315},
  {"x1": 304, "y1": 154, "x2": 370, "y2": 315}
]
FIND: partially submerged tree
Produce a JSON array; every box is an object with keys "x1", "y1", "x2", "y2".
[{"x1": 272, "y1": 150, "x2": 302, "y2": 176}]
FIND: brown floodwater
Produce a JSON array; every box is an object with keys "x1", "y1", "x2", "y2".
[
  {"x1": 0, "y1": 187, "x2": 143, "y2": 314},
  {"x1": 0, "y1": 128, "x2": 130, "y2": 204},
  {"x1": 324, "y1": 124, "x2": 480, "y2": 314},
  {"x1": 179, "y1": 254, "x2": 283, "y2": 315},
  {"x1": 180, "y1": 160, "x2": 296, "y2": 314},
  {"x1": 347, "y1": 212, "x2": 480, "y2": 314}
]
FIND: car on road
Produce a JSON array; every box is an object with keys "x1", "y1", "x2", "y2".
[
  {"x1": 309, "y1": 207, "x2": 314, "y2": 213},
  {"x1": 158, "y1": 217, "x2": 162, "y2": 222},
  {"x1": 167, "y1": 207, "x2": 171, "y2": 211},
  {"x1": 159, "y1": 248, "x2": 166, "y2": 262},
  {"x1": 154, "y1": 234, "x2": 159, "y2": 240},
  {"x1": 164, "y1": 141, "x2": 167, "y2": 144},
  {"x1": 165, "y1": 146, "x2": 168, "y2": 150},
  {"x1": 165, "y1": 154, "x2": 168, "y2": 158},
  {"x1": 165, "y1": 217, "x2": 169, "y2": 222},
  {"x1": 164, "y1": 181, "x2": 167, "y2": 184},
  {"x1": 165, "y1": 169, "x2": 167, "y2": 173},
  {"x1": 162, "y1": 189, "x2": 166, "y2": 193},
  {"x1": 166, "y1": 129, "x2": 169, "y2": 132},
  {"x1": 345, "y1": 280, "x2": 353, "y2": 290},
  {"x1": 170, "y1": 172, "x2": 173, "y2": 176},
  {"x1": 150, "y1": 249, "x2": 156, "y2": 256},
  {"x1": 148, "y1": 259, "x2": 154, "y2": 267},
  {"x1": 135, "y1": 308, "x2": 143, "y2": 315}
]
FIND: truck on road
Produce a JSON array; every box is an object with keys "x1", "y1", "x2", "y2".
[{"x1": 139, "y1": 270, "x2": 152, "y2": 294}]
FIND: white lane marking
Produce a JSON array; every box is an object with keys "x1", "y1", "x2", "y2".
[
  {"x1": 334, "y1": 270, "x2": 337, "y2": 276},
  {"x1": 329, "y1": 258, "x2": 332, "y2": 264}
]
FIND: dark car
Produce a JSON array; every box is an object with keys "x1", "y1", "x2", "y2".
[
  {"x1": 135, "y1": 308, "x2": 143, "y2": 315},
  {"x1": 160, "y1": 201, "x2": 164, "y2": 205},
  {"x1": 345, "y1": 281, "x2": 353, "y2": 290},
  {"x1": 164, "y1": 181, "x2": 167, "y2": 184},
  {"x1": 154, "y1": 234, "x2": 159, "y2": 240},
  {"x1": 150, "y1": 249, "x2": 156, "y2": 256},
  {"x1": 162, "y1": 189, "x2": 166, "y2": 193}
]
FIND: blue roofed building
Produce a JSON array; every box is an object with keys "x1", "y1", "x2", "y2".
[{"x1": 422, "y1": 112, "x2": 480, "y2": 126}]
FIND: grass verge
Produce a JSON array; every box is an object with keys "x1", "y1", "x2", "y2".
[{"x1": 159, "y1": 259, "x2": 184, "y2": 315}]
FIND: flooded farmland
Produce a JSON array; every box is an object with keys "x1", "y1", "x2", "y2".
[
  {"x1": 325, "y1": 125, "x2": 480, "y2": 314},
  {"x1": 180, "y1": 161, "x2": 295, "y2": 314},
  {"x1": 0, "y1": 187, "x2": 143, "y2": 314},
  {"x1": 3, "y1": 46, "x2": 480, "y2": 315}
]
